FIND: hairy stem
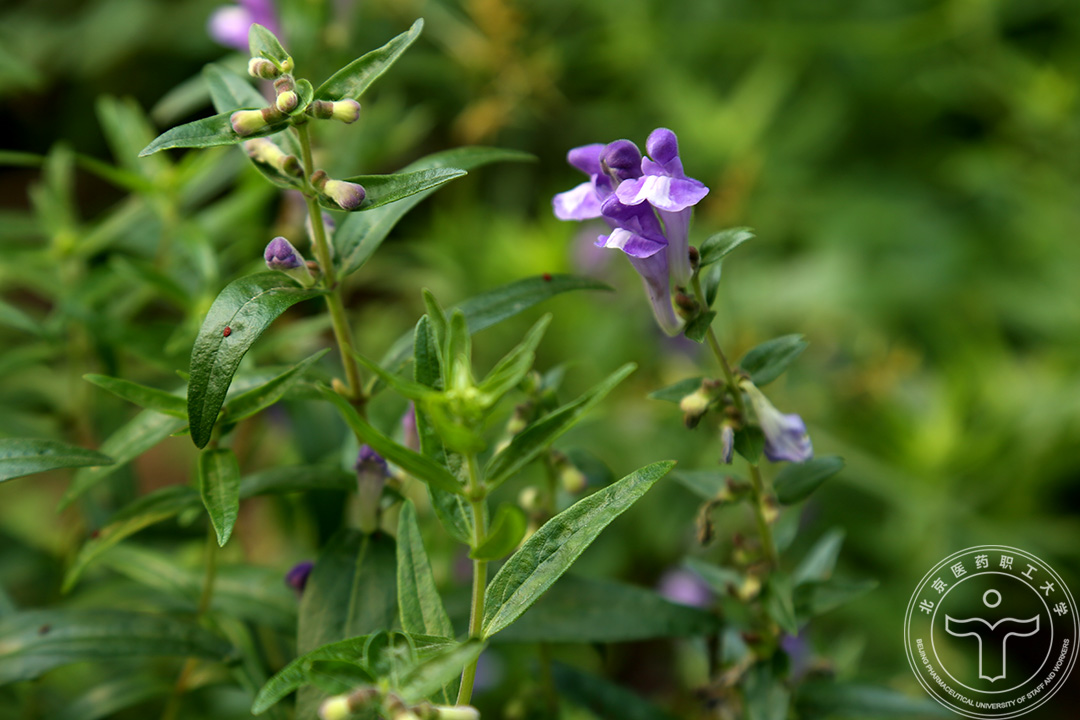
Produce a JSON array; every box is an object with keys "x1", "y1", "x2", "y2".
[
  {"x1": 458, "y1": 453, "x2": 487, "y2": 705},
  {"x1": 295, "y1": 123, "x2": 363, "y2": 402},
  {"x1": 691, "y1": 273, "x2": 779, "y2": 568}
]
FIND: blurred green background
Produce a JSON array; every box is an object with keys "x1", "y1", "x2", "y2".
[{"x1": 2, "y1": 0, "x2": 1079, "y2": 716}]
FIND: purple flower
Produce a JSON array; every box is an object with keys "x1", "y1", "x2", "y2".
[
  {"x1": 657, "y1": 568, "x2": 713, "y2": 608},
  {"x1": 285, "y1": 560, "x2": 314, "y2": 596},
  {"x1": 598, "y1": 196, "x2": 682, "y2": 335},
  {"x1": 209, "y1": 0, "x2": 279, "y2": 52},
  {"x1": 615, "y1": 128, "x2": 709, "y2": 287},
  {"x1": 553, "y1": 131, "x2": 707, "y2": 336},
  {"x1": 743, "y1": 383, "x2": 813, "y2": 463},
  {"x1": 401, "y1": 403, "x2": 420, "y2": 452},
  {"x1": 719, "y1": 423, "x2": 735, "y2": 464},
  {"x1": 264, "y1": 236, "x2": 314, "y2": 285},
  {"x1": 355, "y1": 445, "x2": 389, "y2": 533}
]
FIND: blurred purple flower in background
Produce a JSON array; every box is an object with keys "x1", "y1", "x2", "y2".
[
  {"x1": 209, "y1": 0, "x2": 280, "y2": 51},
  {"x1": 285, "y1": 560, "x2": 314, "y2": 597},
  {"x1": 657, "y1": 568, "x2": 713, "y2": 608}
]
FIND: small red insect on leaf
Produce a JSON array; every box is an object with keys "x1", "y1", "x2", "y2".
[
  {"x1": 223, "y1": 326, "x2": 232, "y2": 337},
  {"x1": 543, "y1": 273, "x2": 552, "y2": 282}
]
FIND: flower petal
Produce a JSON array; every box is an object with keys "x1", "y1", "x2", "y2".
[
  {"x1": 617, "y1": 175, "x2": 708, "y2": 212},
  {"x1": 597, "y1": 228, "x2": 665, "y2": 259},
  {"x1": 567, "y1": 143, "x2": 604, "y2": 176},
  {"x1": 553, "y1": 181, "x2": 603, "y2": 220}
]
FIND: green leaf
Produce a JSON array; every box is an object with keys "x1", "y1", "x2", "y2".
[
  {"x1": 63, "y1": 486, "x2": 201, "y2": 592},
  {"x1": 698, "y1": 227, "x2": 755, "y2": 267},
  {"x1": 477, "y1": 315, "x2": 550, "y2": 400},
  {"x1": 702, "y1": 261, "x2": 724, "y2": 308},
  {"x1": 553, "y1": 662, "x2": 680, "y2": 720},
  {"x1": 199, "y1": 447, "x2": 242, "y2": 547},
  {"x1": 413, "y1": 315, "x2": 441, "y2": 388},
  {"x1": 238, "y1": 465, "x2": 355, "y2": 497},
  {"x1": 744, "y1": 659, "x2": 791, "y2": 720},
  {"x1": 738, "y1": 334, "x2": 808, "y2": 387},
  {"x1": 139, "y1": 110, "x2": 290, "y2": 156},
  {"x1": 684, "y1": 557, "x2": 744, "y2": 596},
  {"x1": 795, "y1": 578, "x2": 878, "y2": 622},
  {"x1": 334, "y1": 147, "x2": 535, "y2": 277},
  {"x1": 446, "y1": 310, "x2": 471, "y2": 384},
  {"x1": 0, "y1": 298, "x2": 43, "y2": 336},
  {"x1": 671, "y1": 470, "x2": 738, "y2": 500},
  {"x1": 0, "y1": 439, "x2": 112, "y2": 484},
  {"x1": 322, "y1": 168, "x2": 467, "y2": 213},
  {"x1": 352, "y1": 351, "x2": 435, "y2": 402},
  {"x1": 296, "y1": 532, "x2": 397, "y2": 718},
  {"x1": 470, "y1": 504, "x2": 527, "y2": 561},
  {"x1": 188, "y1": 273, "x2": 323, "y2": 448},
  {"x1": 763, "y1": 574, "x2": 799, "y2": 636},
  {"x1": 83, "y1": 375, "x2": 187, "y2": 418},
  {"x1": 249, "y1": 23, "x2": 291, "y2": 67},
  {"x1": 252, "y1": 635, "x2": 372, "y2": 715},
  {"x1": 484, "y1": 363, "x2": 635, "y2": 489},
  {"x1": 398, "y1": 638, "x2": 484, "y2": 704},
  {"x1": 0, "y1": 610, "x2": 232, "y2": 684},
  {"x1": 683, "y1": 310, "x2": 716, "y2": 343},
  {"x1": 774, "y1": 455, "x2": 844, "y2": 505},
  {"x1": 796, "y1": 682, "x2": 950, "y2": 718},
  {"x1": 648, "y1": 376, "x2": 705, "y2": 404},
  {"x1": 481, "y1": 460, "x2": 675, "y2": 638},
  {"x1": 733, "y1": 426, "x2": 764, "y2": 464},
  {"x1": 319, "y1": 386, "x2": 463, "y2": 496},
  {"x1": 314, "y1": 19, "x2": 423, "y2": 101},
  {"x1": 221, "y1": 350, "x2": 329, "y2": 425},
  {"x1": 792, "y1": 528, "x2": 845, "y2": 586},
  {"x1": 396, "y1": 501, "x2": 454, "y2": 638},
  {"x1": 494, "y1": 574, "x2": 720, "y2": 643},
  {"x1": 299, "y1": 531, "x2": 397, "y2": 653},
  {"x1": 205, "y1": 62, "x2": 267, "y2": 111},
  {"x1": 56, "y1": 675, "x2": 172, "y2": 720},
  {"x1": 60, "y1": 411, "x2": 188, "y2": 508}
]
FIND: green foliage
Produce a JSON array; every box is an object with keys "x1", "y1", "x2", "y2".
[
  {"x1": 738, "y1": 334, "x2": 808, "y2": 387},
  {"x1": 396, "y1": 501, "x2": 454, "y2": 638},
  {"x1": 198, "y1": 447, "x2": 241, "y2": 547},
  {"x1": 0, "y1": 439, "x2": 112, "y2": 484},
  {"x1": 314, "y1": 19, "x2": 424, "y2": 102},
  {"x1": 774, "y1": 455, "x2": 845, "y2": 504},
  {"x1": 482, "y1": 461, "x2": 675, "y2": 638}
]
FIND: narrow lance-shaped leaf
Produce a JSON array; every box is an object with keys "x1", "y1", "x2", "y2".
[
  {"x1": 774, "y1": 455, "x2": 844, "y2": 505},
  {"x1": 335, "y1": 147, "x2": 535, "y2": 277},
  {"x1": 481, "y1": 460, "x2": 675, "y2": 638},
  {"x1": 59, "y1": 411, "x2": 188, "y2": 509},
  {"x1": 0, "y1": 610, "x2": 233, "y2": 685},
  {"x1": 484, "y1": 363, "x2": 636, "y2": 489},
  {"x1": 83, "y1": 375, "x2": 187, "y2": 418},
  {"x1": 139, "y1": 111, "x2": 291, "y2": 157},
  {"x1": 199, "y1": 447, "x2": 242, "y2": 547},
  {"x1": 318, "y1": 168, "x2": 467, "y2": 213},
  {"x1": 314, "y1": 19, "x2": 423, "y2": 101},
  {"x1": 318, "y1": 385, "x2": 463, "y2": 496},
  {"x1": 0, "y1": 439, "x2": 112, "y2": 484},
  {"x1": 396, "y1": 500, "x2": 454, "y2": 638},
  {"x1": 477, "y1": 314, "x2": 551, "y2": 400},
  {"x1": 252, "y1": 635, "x2": 373, "y2": 714},
  {"x1": 221, "y1": 349, "x2": 329, "y2": 425},
  {"x1": 249, "y1": 23, "x2": 291, "y2": 67},
  {"x1": 63, "y1": 486, "x2": 202, "y2": 592},
  {"x1": 792, "y1": 529, "x2": 845, "y2": 586},
  {"x1": 698, "y1": 227, "x2": 755, "y2": 267},
  {"x1": 187, "y1": 273, "x2": 323, "y2": 448},
  {"x1": 738, "y1": 334, "x2": 808, "y2": 387},
  {"x1": 398, "y1": 639, "x2": 485, "y2": 704}
]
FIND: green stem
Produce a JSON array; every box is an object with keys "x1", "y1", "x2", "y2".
[
  {"x1": 161, "y1": 525, "x2": 219, "y2": 720},
  {"x1": 457, "y1": 454, "x2": 488, "y2": 705},
  {"x1": 691, "y1": 273, "x2": 779, "y2": 568},
  {"x1": 295, "y1": 123, "x2": 364, "y2": 402}
]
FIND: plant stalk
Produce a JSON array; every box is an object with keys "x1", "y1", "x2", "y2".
[
  {"x1": 458, "y1": 453, "x2": 488, "y2": 705},
  {"x1": 295, "y1": 123, "x2": 364, "y2": 402}
]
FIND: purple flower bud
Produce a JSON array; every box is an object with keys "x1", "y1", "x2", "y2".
[
  {"x1": 356, "y1": 445, "x2": 389, "y2": 534},
  {"x1": 600, "y1": 139, "x2": 643, "y2": 184},
  {"x1": 285, "y1": 560, "x2": 314, "y2": 596},
  {"x1": 402, "y1": 403, "x2": 420, "y2": 452},
  {"x1": 264, "y1": 236, "x2": 303, "y2": 270},
  {"x1": 324, "y1": 179, "x2": 366, "y2": 210},
  {"x1": 657, "y1": 568, "x2": 713, "y2": 608},
  {"x1": 743, "y1": 382, "x2": 813, "y2": 463}
]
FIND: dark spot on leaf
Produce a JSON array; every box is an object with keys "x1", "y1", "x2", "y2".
[
  {"x1": 223, "y1": 326, "x2": 232, "y2": 337},
  {"x1": 89, "y1": 529, "x2": 100, "y2": 539},
  {"x1": 543, "y1": 273, "x2": 552, "y2": 282},
  {"x1": 38, "y1": 624, "x2": 51, "y2": 635}
]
